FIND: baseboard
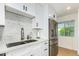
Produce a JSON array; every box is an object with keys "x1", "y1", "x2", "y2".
[{"x1": 58, "y1": 46, "x2": 77, "y2": 52}]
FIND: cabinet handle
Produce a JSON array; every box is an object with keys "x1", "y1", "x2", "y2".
[
  {"x1": 23, "y1": 5, "x2": 27, "y2": 11},
  {"x1": 23, "y1": 5, "x2": 25, "y2": 10},
  {"x1": 44, "y1": 49, "x2": 47, "y2": 51},
  {"x1": 30, "y1": 54, "x2": 34, "y2": 56},
  {"x1": 44, "y1": 43, "x2": 47, "y2": 44}
]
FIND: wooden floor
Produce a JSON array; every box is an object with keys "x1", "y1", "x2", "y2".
[{"x1": 57, "y1": 47, "x2": 77, "y2": 56}]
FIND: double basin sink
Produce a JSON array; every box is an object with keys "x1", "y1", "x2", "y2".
[{"x1": 6, "y1": 40, "x2": 37, "y2": 48}]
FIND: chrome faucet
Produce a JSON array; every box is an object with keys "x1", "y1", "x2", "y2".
[{"x1": 21, "y1": 27, "x2": 24, "y2": 40}]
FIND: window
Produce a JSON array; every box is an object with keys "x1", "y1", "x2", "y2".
[{"x1": 58, "y1": 20, "x2": 74, "y2": 37}]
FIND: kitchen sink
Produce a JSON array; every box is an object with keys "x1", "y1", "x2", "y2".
[
  {"x1": 24, "y1": 40, "x2": 37, "y2": 43},
  {"x1": 6, "y1": 40, "x2": 37, "y2": 48}
]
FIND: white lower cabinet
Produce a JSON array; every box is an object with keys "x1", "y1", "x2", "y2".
[
  {"x1": 23, "y1": 44, "x2": 42, "y2": 56},
  {"x1": 6, "y1": 40, "x2": 49, "y2": 56},
  {"x1": 41, "y1": 41, "x2": 49, "y2": 56}
]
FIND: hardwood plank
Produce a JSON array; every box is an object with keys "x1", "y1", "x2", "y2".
[{"x1": 57, "y1": 47, "x2": 77, "y2": 56}]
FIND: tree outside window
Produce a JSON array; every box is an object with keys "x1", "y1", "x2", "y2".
[{"x1": 58, "y1": 20, "x2": 74, "y2": 37}]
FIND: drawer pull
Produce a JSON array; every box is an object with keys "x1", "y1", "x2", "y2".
[
  {"x1": 44, "y1": 49, "x2": 47, "y2": 51},
  {"x1": 30, "y1": 54, "x2": 34, "y2": 56},
  {"x1": 44, "y1": 43, "x2": 48, "y2": 44}
]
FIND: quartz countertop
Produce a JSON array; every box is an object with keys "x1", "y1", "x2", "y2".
[{"x1": 0, "y1": 39, "x2": 48, "y2": 54}]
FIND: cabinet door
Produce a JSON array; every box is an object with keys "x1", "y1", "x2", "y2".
[
  {"x1": 42, "y1": 46, "x2": 48, "y2": 56},
  {"x1": 6, "y1": 3, "x2": 22, "y2": 11},
  {"x1": 6, "y1": 3, "x2": 35, "y2": 16},
  {"x1": 24, "y1": 48, "x2": 42, "y2": 56},
  {"x1": 41, "y1": 41, "x2": 49, "y2": 56},
  {"x1": 23, "y1": 43, "x2": 42, "y2": 56},
  {"x1": 6, "y1": 41, "x2": 49, "y2": 56},
  {"x1": 6, "y1": 45, "x2": 33, "y2": 56},
  {"x1": 24, "y1": 4, "x2": 35, "y2": 15},
  {"x1": 32, "y1": 45, "x2": 42, "y2": 56}
]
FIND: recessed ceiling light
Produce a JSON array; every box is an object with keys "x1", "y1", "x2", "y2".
[{"x1": 66, "y1": 6, "x2": 71, "y2": 10}]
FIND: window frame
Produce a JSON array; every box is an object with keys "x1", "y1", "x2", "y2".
[{"x1": 58, "y1": 20, "x2": 75, "y2": 37}]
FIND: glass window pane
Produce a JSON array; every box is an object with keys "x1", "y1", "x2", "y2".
[
  {"x1": 69, "y1": 21, "x2": 74, "y2": 36},
  {"x1": 58, "y1": 23, "x2": 65, "y2": 36},
  {"x1": 64, "y1": 22, "x2": 70, "y2": 36},
  {"x1": 58, "y1": 20, "x2": 74, "y2": 37}
]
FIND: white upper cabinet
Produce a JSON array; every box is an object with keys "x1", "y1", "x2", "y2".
[
  {"x1": 24, "y1": 3, "x2": 36, "y2": 16},
  {"x1": 0, "y1": 4, "x2": 5, "y2": 26},
  {"x1": 5, "y1": 3, "x2": 35, "y2": 19}
]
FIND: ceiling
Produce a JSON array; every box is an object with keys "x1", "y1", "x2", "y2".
[{"x1": 48, "y1": 3, "x2": 79, "y2": 17}]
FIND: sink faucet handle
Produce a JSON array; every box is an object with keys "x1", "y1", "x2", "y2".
[{"x1": 27, "y1": 35, "x2": 30, "y2": 40}]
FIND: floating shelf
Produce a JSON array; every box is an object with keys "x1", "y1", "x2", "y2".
[{"x1": 5, "y1": 5, "x2": 35, "y2": 19}]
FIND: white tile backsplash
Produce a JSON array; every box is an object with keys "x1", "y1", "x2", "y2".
[{"x1": 3, "y1": 11, "x2": 32, "y2": 44}]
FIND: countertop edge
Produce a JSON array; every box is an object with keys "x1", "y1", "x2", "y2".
[{"x1": 0, "y1": 39, "x2": 48, "y2": 54}]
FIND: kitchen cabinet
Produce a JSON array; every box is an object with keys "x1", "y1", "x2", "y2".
[
  {"x1": 24, "y1": 3, "x2": 35, "y2": 16},
  {"x1": 23, "y1": 44, "x2": 42, "y2": 56},
  {"x1": 26, "y1": 40, "x2": 49, "y2": 56},
  {"x1": 41, "y1": 41, "x2": 49, "y2": 56},
  {"x1": 6, "y1": 40, "x2": 48, "y2": 56},
  {"x1": 0, "y1": 4, "x2": 5, "y2": 26},
  {"x1": 5, "y1": 3, "x2": 35, "y2": 17},
  {"x1": 5, "y1": 4, "x2": 35, "y2": 19},
  {"x1": 0, "y1": 3, "x2": 35, "y2": 26},
  {"x1": 23, "y1": 40, "x2": 48, "y2": 56}
]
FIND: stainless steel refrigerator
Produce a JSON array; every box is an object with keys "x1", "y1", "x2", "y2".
[{"x1": 49, "y1": 19, "x2": 58, "y2": 56}]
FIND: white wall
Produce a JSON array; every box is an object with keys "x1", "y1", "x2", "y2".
[
  {"x1": 0, "y1": 4, "x2": 5, "y2": 25},
  {"x1": 48, "y1": 4, "x2": 57, "y2": 20},
  {"x1": 58, "y1": 12, "x2": 78, "y2": 50},
  {"x1": 32, "y1": 4, "x2": 48, "y2": 40},
  {"x1": 41, "y1": 4, "x2": 48, "y2": 39},
  {"x1": 77, "y1": 9, "x2": 79, "y2": 54},
  {"x1": 3, "y1": 11, "x2": 32, "y2": 44}
]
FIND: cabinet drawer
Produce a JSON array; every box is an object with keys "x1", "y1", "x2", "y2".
[
  {"x1": 23, "y1": 48, "x2": 42, "y2": 56},
  {"x1": 41, "y1": 45, "x2": 48, "y2": 56},
  {"x1": 43, "y1": 41, "x2": 48, "y2": 45}
]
